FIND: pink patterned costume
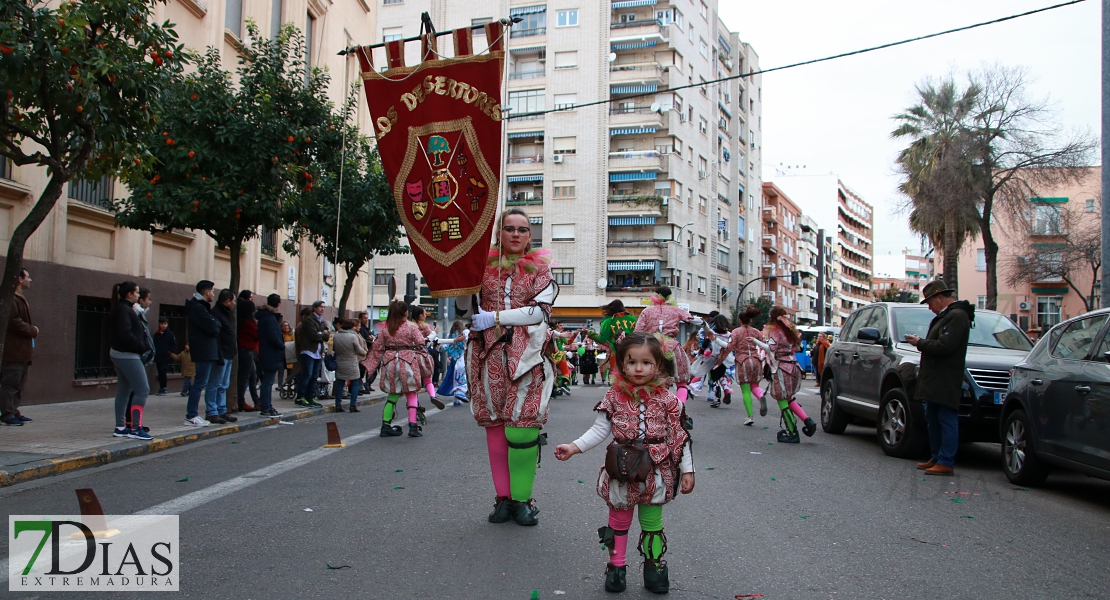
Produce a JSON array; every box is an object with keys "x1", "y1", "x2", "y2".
[
  {"x1": 634, "y1": 304, "x2": 696, "y2": 386},
  {"x1": 724, "y1": 326, "x2": 766, "y2": 385},
  {"x1": 416, "y1": 322, "x2": 436, "y2": 381},
  {"x1": 361, "y1": 321, "x2": 426, "y2": 395},
  {"x1": 764, "y1": 324, "x2": 801, "y2": 401}
]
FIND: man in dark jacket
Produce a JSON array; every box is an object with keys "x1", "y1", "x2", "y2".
[
  {"x1": 255, "y1": 294, "x2": 285, "y2": 418},
  {"x1": 184, "y1": 280, "x2": 221, "y2": 427},
  {"x1": 152, "y1": 317, "x2": 177, "y2": 396},
  {"x1": 904, "y1": 279, "x2": 973, "y2": 476},
  {"x1": 1, "y1": 269, "x2": 37, "y2": 425},
  {"x1": 358, "y1": 311, "x2": 377, "y2": 391},
  {"x1": 294, "y1": 300, "x2": 330, "y2": 407},
  {"x1": 208, "y1": 289, "x2": 238, "y2": 423}
]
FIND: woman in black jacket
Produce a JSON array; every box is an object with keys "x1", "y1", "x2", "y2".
[{"x1": 110, "y1": 281, "x2": 153, "y2": 440}]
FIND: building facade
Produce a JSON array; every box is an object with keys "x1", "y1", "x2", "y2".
[
  {"x1": 369, "y1": 0, "x2": 763, "y2": 323},
  {"x1": 795, "y1": 214, "x2": 820, "y2": 324},
  {"x1": 759, "y1": 182, "x2": 799, "y2": 317},
  {"x1": 954, "y1": 167, "x2": 1101, "y2": 335},
  {"x1": 1, "y1": 0, "x2": 378, "y2": 404}
]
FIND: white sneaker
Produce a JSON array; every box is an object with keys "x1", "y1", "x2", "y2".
[
  {"x1": 184, "y1": 416, "x2": 211, "y2": 427},
  {"x1": 744, "y1": 418, "x2": 755, "y2": 426}
]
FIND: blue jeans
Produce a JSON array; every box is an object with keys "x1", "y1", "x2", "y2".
[
  {"x1": 298, "y1": 354, "x2": 321, "y2": 401},
  {"x1": 259, "y1": 369, "x2": 277, "y2": 412},
  {"x1": 186, "y1": 361, "x2": 218, "y2": 420},
  {"x1": 206, "y1": 358, "x2": 231, "y2": 417},
  {"x1": 335, "y1": 379, "x2": 360, "y2": 408},
  {"x1": 925, "y1": 402, "x2": 959, "y2": 467}
]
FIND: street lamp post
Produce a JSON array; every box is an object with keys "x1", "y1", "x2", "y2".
[{"x1": 667, "y1": 220, "x2": 695, "y2": 287}]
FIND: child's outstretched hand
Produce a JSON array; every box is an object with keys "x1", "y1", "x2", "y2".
[
  {"x1": 680, "y1": 473, "x2": 695, "y2": 494},
  {"x1": 554, "y1": 443, "x2": 580, "y2": 461}
]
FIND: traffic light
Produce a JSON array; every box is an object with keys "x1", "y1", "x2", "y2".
[
  {"x1": 404, "y1": 273, "x2": 417, "y2": 305},
  {"x1": 419, "y1": 277, "x2": 438, "y2": 318},
  {"x1": 790, "y1": 271, "x2": 800, "y2": 286}
]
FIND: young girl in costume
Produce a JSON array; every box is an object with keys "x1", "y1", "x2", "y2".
[
  {"x1": 460, "y1": 208, "x2": 558, "y2": 526},
  {"x1": 409, "y1": 305, "x2": 446, "y2": 411},
  {"x1": 555, "y1": 332, "x2": 694, "y2": 594},
  {"x1": 721, "y1": 304, "x2": 766, "y2": 426},
  {"x1": 700, "y1": 314, "x2": 734, "y2": 409},
  {"x1": 362, "y1": 300, "x2": 432, "y2": 438},
  {"x1": 762, "y1": 306, "x2": 817, "y2": 443},
  {"x1": 435, "y1": 319, "x2": 469, "y2": 405},
  {"x1": 634, "y1": 286, "x2": 703, "y2": 406}
]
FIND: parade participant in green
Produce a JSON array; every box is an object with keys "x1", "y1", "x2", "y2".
[{"x1": 585, "y1": 299, "x2": 639, "y2": 380}]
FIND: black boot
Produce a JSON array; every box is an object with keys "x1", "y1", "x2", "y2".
[
  {"x1": 777, "y1": 428, "x2": 800, "y2": 443},
  {"x1": 643, "y1": 559, "x2": 669, "y2": 594},
  {"x1": 408, "y1": 422, "x2": 423, "y2": 437},
  {"x1": 511, "y1": 499, "x2": 539, "y2": 526},
  {"x1": 604, "y1": 564, "x2": 627, "y2": 593},
  {"x1": 380, "y1": 421, "x2": 403, "y2": 437},
  {"x1": 802, "y1": 417, "x2": 817, "y2": 437},
  {"x1": 417, "y1": 405, "x2": 428, "y2": 426},
  {"x1": 488, "y1": 497, "x2": 513, "y2": 523}
]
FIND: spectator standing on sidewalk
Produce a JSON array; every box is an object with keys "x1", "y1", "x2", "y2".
[
  {"x1": 333, "y1": 319, "x2": 367, "y2": 412},
  {"x1": 170, "y1": 344, "x2": 194, "y2": 397},
  {"x1": 109, "y1": 281, "x2": 153, "y2": 440},
  {"x1": 295, "y1": 300, "x2": 329, "y2": 407},
  {"x1": 209, "y1": 289, "x2": 238, "y2": 423},
  {"x1": 358, "y1": 311, "x2": 378, "y2": 392},
  {"x1": 184, "y1": 280, "x2": 221, "y2": 427},
  {"x1": 280, "y1": 320, "x2": 295, "y2": 388},
  {"x1": 255, "y1": 294, "x2": 285, "y2": 417},
  {"x1": 904, "y1": 279, "x2": 973, "y2": 477},
  {"x1": 1, "y1": 268, "x2": 37, "y2": 426},
  {"x1": 236, "y1": 290, "x2": 260, "y2": 411},
  {"x1": 125, "y1": 288, "x2": 155, "y2": 432},
  {"x1": 152, "y1": 317, "x2": 176, "y2": 396}
]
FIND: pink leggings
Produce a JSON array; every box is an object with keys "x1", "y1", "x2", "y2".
[
  {"x1": 607, "y1": 508, "x2": 635, "y2": 567},
  {"x1": 486, "y1": 424, "x2": 511, "y2": 499}
]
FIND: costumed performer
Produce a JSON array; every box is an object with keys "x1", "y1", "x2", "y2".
[{"x1": 361, "y1": 300, "x2": 431, "y2": 438}]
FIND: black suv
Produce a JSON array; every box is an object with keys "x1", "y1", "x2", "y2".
[{"x1": 819, "y1": 302, "x2": 1033, "y2": 458}]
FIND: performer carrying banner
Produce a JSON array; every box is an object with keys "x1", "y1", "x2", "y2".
[{"x1": 458, "y1": 208, "x2": 558, "y2": 526}]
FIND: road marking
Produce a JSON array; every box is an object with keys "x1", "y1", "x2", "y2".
[{"x1": 0, "y1": 407, "x2": 448, "y2": 584}]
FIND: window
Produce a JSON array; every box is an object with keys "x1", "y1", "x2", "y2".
[
  {"x1": 508, "y1": 89, "x2": 545, "y2": 114},
  {"x1": 553, "y1": 51, "x2": 577, "y2": 69},
  {"x1": 977, "y1": 296, "x2": 987, "y2": 310},
  {"x1": 382, "y1": 26, "x2": 403, "y2": 42},
  {"x1": 697, "y1": 277, "x2": 707, "y2": 294},
  {"x1": 374, "y1": 269, "x2": 395, "y2": 286},
  {"x1": 551, "y1": 224, "x2": 575, "y2": 241},
  {"x1": 674, "y1": 9, "x2": 684, "y2": 30},
  {"x1": 686, "y1": 274, "x2": 692, "y2": 292},
  {"x1": 698, "y1": 195, "x2": 707, "y2": 214},
  {"x1": 699, "y1": 0, "x2": 708, "y2": 19},
  {"x1": 261, "y1": 226, "x2": 278, "y2": 256},
  {"x1": 74, "y1": 297, "x2": 114, "y2": 379},
  {"x1": 976, "y1": 249, "x2": 986, "y2": 271},
  {"x1": 553, "y1": 93, "x2": 577, "y2": 110},
  {"x1": 656, "y1": 9, "x2": 673, "y2": 25},
  {"x1": 225, "y1": 0, "x2": 243, "y2": 37},
  {"x1": 698, "y1": 117, "x2": 708, "y2": 135},
  {"x1": 270, "y1": 0, "x2": 283, "y2": 40},
  {"x1": 1051, "y1": 314, "x2": 1108, "y2": 359},
  {"x1": 556, "y1": 10, "x2": 578, "y2": 27},
  {"x1": 1037, "y1": 296, "x2": 1062, "y2": 328},
  {"x1": 1086, "y1": 198, "x2": 1097, "y2": 212},
  {"x1": 472, "y1": 17, "x2": 492, "y2": 33},
  {"x1": 510, "y1": 6, "x2": 547, "y2": 38},
  {"x1": 384, "y1": 0, "x2": 403, "y2": 3},
  {"x1": 68, "y1": 176, "x2": 114, "y2": 209},
  {"x1": 618, "y1": 13, "x2": 636, "y2": 23},
  {"x1": 717, "y1": 247, "x2": 729, "y2": 266},
  {"x1": 552, "y1": 136, "x2": 576, "y2": 155},
  {"x1": 699, "y1": 38, "x2": 708, "y2": 58},
  {"x1": 552, "y1": 268, "x2": 574, "y2": 285},
  {"x1": 305, "y1": 13, "x2": 315, "y2": 72},
  {"x1": 553, "y1": 181, "x2": 576, "y2": 198},
  {"x1": 1031, "y1": 203, "x2": 1064, "y2": 235},
  {"x1": 698, "y1": 156, "x2": 708, "y2": 174},
  {"x1": 654, "y1": 136, "x2": 673, "y2": 154},
  {"x1": 530, "y1": 216, "x2": 544, "y2": 247},
  {"x1": 698, "y1": 236, "x2": 706, "y2": 254}
]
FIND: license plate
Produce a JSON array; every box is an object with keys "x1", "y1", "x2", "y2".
[{"x1": 993, "y1": 392, "x2": 1004, "y2": 405}]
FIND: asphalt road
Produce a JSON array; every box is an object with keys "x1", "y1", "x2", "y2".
[{"x1": 3, "y1": 381, "x2": 1109, "y2": 599}]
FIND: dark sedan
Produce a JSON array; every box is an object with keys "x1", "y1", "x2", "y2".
[{"x1": 1002, "y1": 309, "x2": 1110, "y2": 486}]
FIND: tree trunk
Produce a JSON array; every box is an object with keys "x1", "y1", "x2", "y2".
[
  {"x1": 943, "y1": 212, "x2": 959, "y2": 298},
  {"x1": 337, "y1": 259, "x2": 365, "y2": 317},
  {"x1": 982, "y1": 224, "x2": 999, "y2": 311},
  {"x1": 1062, "y1": 275, "x2": 1090, "y2": 311},
  {"x1": 0, "y1": 172, "x2": 70, "y2": 361}
]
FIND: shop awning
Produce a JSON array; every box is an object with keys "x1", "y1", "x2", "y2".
[
  {"x1": 609, "y1": 172, "x2": 658, "y2": 182},
  {"x1": 609, "y1": 216, "x2": 657, "y2": 226},
  {"x1": 507, "y1": 130, "x2": 544, "y2": 139},
  {"x1": 507, "y1": 174, "x2": 543, "y2": 183}
]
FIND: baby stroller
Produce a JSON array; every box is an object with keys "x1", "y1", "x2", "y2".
[{"x1": 278, "y1": 374, "x2": 297, "y2": 400}]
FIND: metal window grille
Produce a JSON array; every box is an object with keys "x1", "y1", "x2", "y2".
[
  {"x1": 68, "y1": 176, "x2": 114, "y2": 209},
  {"x1": 552, "y1": 268, "x2": 573, "y2": 285},
  {"x1": 159, "y1": 304, "x2": 188, "y2": 375},
  {"x1": 74, "y1": 297, "x2": 114, "y2": 380},
  {"x1": 0, "y1": 158, "x2": 11, "y2": 180},
  {"x1": 261, "y1": 226, "x2": 278, "y2": 256}
]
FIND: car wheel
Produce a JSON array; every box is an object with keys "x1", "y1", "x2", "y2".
[
  {"x1": 820, "y1": 377, "x2": 848, "y2": 434},
  {"x1": 1002, "y1": 409, "x2": 1050, "y2": 486},
  {"x1": 877, "y1": 388, "x2": 926, "y2": 458}
]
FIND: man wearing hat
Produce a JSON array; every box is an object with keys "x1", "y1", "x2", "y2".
[
  {"x1": 903, "y1": 279, "x2": 974, "y2": 476},
  {"x1": 295, "y1": 300, "x2": 331, "y2": 407}
]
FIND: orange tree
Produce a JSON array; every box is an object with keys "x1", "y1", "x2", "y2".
[
  {"x1": 115, "y1": 22, "x2": 331, "y2": 294},
  {"x1": 0, "y1": 0, "x2": 184, "y2": 358},
  {"x1": 282, "y1": 99, "x2": 407, "y2": 316}
]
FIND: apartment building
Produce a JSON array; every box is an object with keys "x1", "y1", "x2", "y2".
[
  {"x1": 770, "y1": 172, "x2": 874, "y2": 326},
  {"x1": 0, "y1": 0, "x2": 377, "y2": 404},
  {"x1": 759, "y1": 182, "x2": 799, "y2": 317},
  {"x1": 794, "y1": 214, "x2": 820, "y2": 324},
  {"x1": 954, "y1": 167, "x2": 1101, "y2": 334},
  {"x1": 874, "y1": 251, "x2": 934, "y2": 297},
  {"x1": 370, "y1": 0, "x2": 762, "y2": 323}
]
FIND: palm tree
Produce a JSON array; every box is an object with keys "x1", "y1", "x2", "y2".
[{"x1": 892, "y1": 79, "x2": 983, "y2": 297}]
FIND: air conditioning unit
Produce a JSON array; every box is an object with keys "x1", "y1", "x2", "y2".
[
  {"x1": 551, "y1": 154, "x2": 564, "y2": 163},
  {"x1": 688, "y1": 247, "x2": 698, "y2": 257},
  {"x1": 679, "y1": 113, "x2": 687, "y2": 123},
  {"x1": 698, "y1": 170, "x2": 707, "y2": 180},
  {"x1": 1018, "y1": 301, "x2": 1032, "y2": 311}
]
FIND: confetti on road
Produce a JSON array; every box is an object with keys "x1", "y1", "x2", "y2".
[
  {"x1": 395, "y1": 469, "x2": 404, "y2": 472},
  {"x1": 278, "y1": 421, "x2": 294, "y2": 425},
  {"x1": 770, "y1": 477, "x2": 776, "y2": 481},
  {"x1": 952, "y1": 498, "x2": 963, "y2": 504},
  {"x1": 554, "y1": 592, "x2": 566, "y2": 595},
  {"x1": 175, "y1": 476, "x2": 189, "y2": 482},
  {"x1": 1014, "y1": 487, "x2": 1029, "y2": 491},
  {"x1": 578, "y1": 480, "x2": 584, "y2": 483},
  {"x1": 962, "y1": 515, "x2": 974, "y2": 519},
  {"x1": 230, "y1": 441, "x2": 237, "y2": 444},
  {"x1": 735, "y1": 595, "x2": 765, "y2": 599},
  {"x1": 762, "y1": 426, "x2": 769, "y2": 430},
  {"x1": 800, "y1": 516, "x2": 808, "y2": 519},
  {"x1": 393, "y1": 486, "x2": 405, "y2": 490},
  {"x1": 750, "y1": 452, "x2": 762, "y2": 455},
  {"x1": 326, "y1": 563, "x2": 351, "y2": 570},
  {"x1": 304, "y1": 508, "x2": 313, "y2": 512},
  {"x1": 768, "y1": 442, "x2": 774, "y2": 445},
  {"x1": 706, "y1": 467, "x2": 715, "y2": 470},
  {"x1": 531, "y1": 590, "x2": 539, "y2": 600}
]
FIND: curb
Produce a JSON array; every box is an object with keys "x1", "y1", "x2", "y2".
[{"x1": 0, "y1": 393, "x2": 391, "y2": 488}]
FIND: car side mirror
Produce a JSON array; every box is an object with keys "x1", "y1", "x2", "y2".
[{"x1": 857, "y1": 327, "x2": 881, "y2": 344}]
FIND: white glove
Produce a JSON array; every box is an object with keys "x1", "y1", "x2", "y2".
[{"x1": 471, "y1": 307, "x2": 495, "y2": 332}]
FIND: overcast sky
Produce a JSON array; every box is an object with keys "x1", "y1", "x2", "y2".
[{"x1": 718, "y1": 0, "x2": 1100, "y2": 261}]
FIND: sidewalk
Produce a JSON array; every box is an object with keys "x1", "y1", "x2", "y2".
[{"x1": 0, "y1": 389, "x2": 388, "y2": 487}]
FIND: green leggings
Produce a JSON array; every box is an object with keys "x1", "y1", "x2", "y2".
[
  {"x1": 638, "y1": 504, "x2": 664, "y2": 559},
  {"x1": 741, "y1": 383, "x2": 753, "y2": 418},
  {"x1": 778, "y1": 399, "x2": 797, "y2": 433},
  {"x1": 505, "y1": 426, "x2": 540, "y2": 502},
  {"x1": 383, "y1": 394, "x2": 399, "y2": 422}
]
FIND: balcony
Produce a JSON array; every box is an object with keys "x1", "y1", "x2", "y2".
[
  {"x1": 609, "y1": 62, "x2": 666, "y2": 85},
  {"x1": 510, "y1": 27, "x2": 546, "y2": 39},
  {"x1": 608, "y1": 195, "x2": 668, "y2": 217},
  {"x1": 508, "y1": 70, "x2": 546, "y2": 81},
  {"x1": 67, "y1": 176, "x2": 114, "y2": 211},
  {"x1": 506, "y1": 192, "x2": 543, "y2": 206},
  {"x1": 507, "y1": 154, "x2": 544, "y2": 167},
  {"x1": 609, "y1": 105, "x2": 667, "y2": 128},
  {"x1": 716, "y1": 263, "x2": 730, "y2": 273},
  {"x1": 608, "y1": 150, "x2": 667, "y2": 172},
  {"x1": 762, "y1": 205, "x2": 778, "y2": 223},
  {"x1": 607, "y1": 240, "x2": 667, "y2": 261},
  {"x1": 762, "y1": 234, "x2": 777, "y2": 253},
  {"x1": 610, "y1": 18, "x2": 663, "y2": 35}
]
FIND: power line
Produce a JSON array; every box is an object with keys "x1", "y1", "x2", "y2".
[{"x1": 505, "y1": 0, "x2": 1087, "y2": 120}]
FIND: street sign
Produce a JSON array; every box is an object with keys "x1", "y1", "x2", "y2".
[{"x1": 717, "y1": 220, "x2": 726, "y2": 231}]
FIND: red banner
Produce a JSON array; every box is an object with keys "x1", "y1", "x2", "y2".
[{"x1": 357, "y1": 23, "x2": 506, "y2": 298}]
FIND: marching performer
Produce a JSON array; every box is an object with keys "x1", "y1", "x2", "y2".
[
  {"x1": 585, "y1": 299, "x2": 638, "y2": 381},
  {"x1": 362, "y1": 300, "x2": 433, "y2": 438},
  {"x1": 721, "y1": 304, "x2": 766, "y2": 426},
  {"x1": 409, "y1": 305, "x2": 446, "y2": 411},
  {"x1": 762, "y1": 306, "x2": 817, "y2": 443},
  {"x1": 633, "y1": 286, "x2": 703, "y2": 406},
  {"x1": 460, "y1": 208, "x2": 558, "y2": 526}
]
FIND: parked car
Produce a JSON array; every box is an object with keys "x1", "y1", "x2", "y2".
[
  {"x1": 1001, "y1": 309, "x2": 1110, "y2": 485},
  {"x1": 820, "y1": 302, "x2": 1033, "y2": 458}
]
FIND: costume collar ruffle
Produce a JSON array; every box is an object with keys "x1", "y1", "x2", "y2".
[
  {"x1": 610, "y1": 373, "x2": 667, "y2": 402},
  {"x1": 650, "y1": 292, "x2": 677, "y2": 306},
  {"x1": 488, "y1": 248, "x2": 552, "y2": 274}
]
